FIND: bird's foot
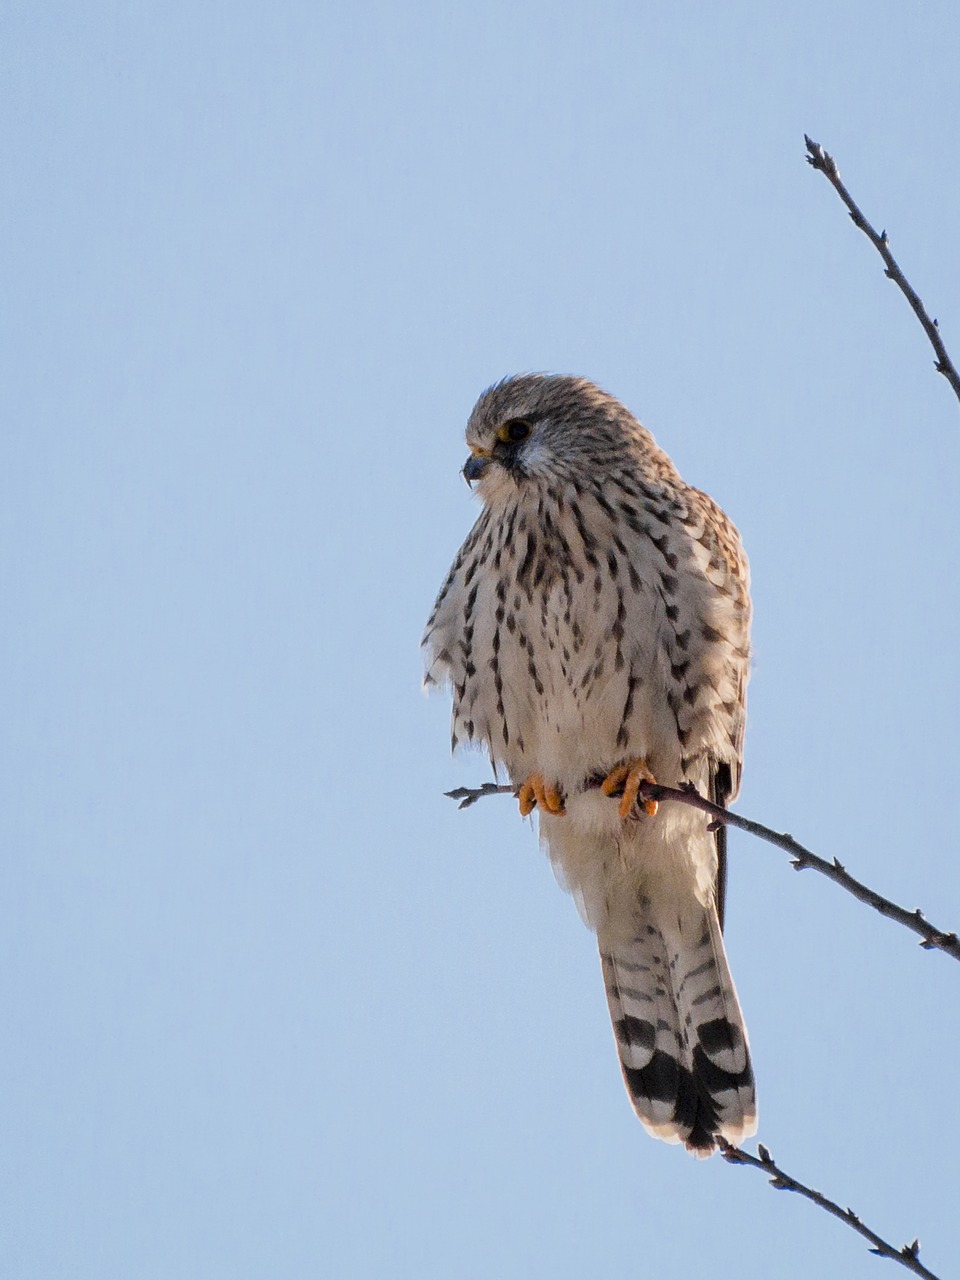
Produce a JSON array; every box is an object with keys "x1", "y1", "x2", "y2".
[
  {"x1": 601, "y1": 760, "x2": 659, "y2": 819},
  {"x1": 517, "y1": 773, "x2": 566, "y2": 817}
]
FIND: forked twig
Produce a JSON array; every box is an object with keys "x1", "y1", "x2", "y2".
[
  {"x1": 445, "y1": 780, "x2": 960, "y2": 963},
  {"x1": 719, "y1": 1141, "x2": 941, "y2": 1280},
  {"x1": 447, "y1": 782, "x2": 516, "y2": 808},
  {"x1": 804, "y1": 134, "x2": 960, "y2": 405}
]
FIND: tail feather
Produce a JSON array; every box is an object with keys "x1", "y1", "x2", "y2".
[{"x1": 600, "y1": 897, "x2": 756, "y2": 1155}]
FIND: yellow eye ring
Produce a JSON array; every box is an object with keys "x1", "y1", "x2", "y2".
[{"x1": 496, "y1": 418, "x2": 532, "y2": 445}]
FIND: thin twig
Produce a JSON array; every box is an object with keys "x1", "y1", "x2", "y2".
[
  {"x1": 446, "y1": 782, "x2": 516, "y2": 808},
  {"x1": 445, "y1": 780, "x2": 960, "y2": 963},
  {"x1": 719, "y1": 1141, "x2": 941, "y2": 1280},
  {"x1": 804, "y1": 134, "x2": 960, "y2": 405}
]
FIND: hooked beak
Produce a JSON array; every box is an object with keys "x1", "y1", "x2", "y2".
[{"x1": 462, "y1": 452, "x2": 491, "y2": 485}]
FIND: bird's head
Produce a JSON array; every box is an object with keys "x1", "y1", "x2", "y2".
[{"x1": 462, "y1": 373, "x2": 658, "y2": 502}]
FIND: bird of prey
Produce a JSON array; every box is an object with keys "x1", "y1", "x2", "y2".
[{"x1": 422, "y1": 374, "x2": 756, "y2": 1155}]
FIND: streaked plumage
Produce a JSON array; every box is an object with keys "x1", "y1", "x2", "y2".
[{"x1": 423, "y1": 374, "x2": 756, "y2": 1154}]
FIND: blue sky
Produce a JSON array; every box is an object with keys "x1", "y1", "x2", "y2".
[{"x1": 3, "y1": 2, "x2": 960, "y2": 1276}]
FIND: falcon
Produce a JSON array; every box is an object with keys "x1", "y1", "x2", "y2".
[{"x1": 422, "y1": 374, "x2": 756, "y2": 1154}]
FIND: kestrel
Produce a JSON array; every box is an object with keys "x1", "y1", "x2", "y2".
[{"x1": 422, "y1": 375, "x2": 756, "y2": 1155}]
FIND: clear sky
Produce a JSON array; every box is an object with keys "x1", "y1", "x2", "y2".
[{"x1": 4, "y1": 2, "x2": 960, "y2": 1277}]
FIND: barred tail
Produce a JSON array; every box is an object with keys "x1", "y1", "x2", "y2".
[{"x1": 600, "y1": 896, "x2": 756, "y2": 1155}]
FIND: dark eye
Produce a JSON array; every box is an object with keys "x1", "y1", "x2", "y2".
[{"x1": 496, "y1": 418, "x2": 532, "y2": 445}]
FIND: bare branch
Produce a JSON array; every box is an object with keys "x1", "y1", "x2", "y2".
[
  {"x1": 446, "y1": 782, "x2": 516, "y2": 808},
  {"x1": 804, "y1": 134, "x2": 960, "y2": 406},
  {"x1": 445, "y1": 780, "x2": 960, "y2": 963},
  {"x1": 719, "y1": 1141, "x2": 942, "y2": 1280}
]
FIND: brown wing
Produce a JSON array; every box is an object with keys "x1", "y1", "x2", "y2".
[
  {"x1": 690, "y1": 489, "x2": 750, "y2": 935},
  {"x1": 710, "y1": 760, "x2": 735, "y2": 931}
]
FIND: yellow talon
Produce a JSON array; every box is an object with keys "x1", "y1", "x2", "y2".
[
  {"x1": 600, "y1": 763, "x2": 630, "y2": 796},
  {"x1": 518, "y1": 778, "x2": 537, "y2": 817},
  {"x1": 541, "y1": 780, "x2": 566, "y2": 815},
  {"x1": 601, "y1": 760, "x2": 659, "y2": 819},
  {"x1": 517, "y1": 773, "x2": 565, "y2": 817}
]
